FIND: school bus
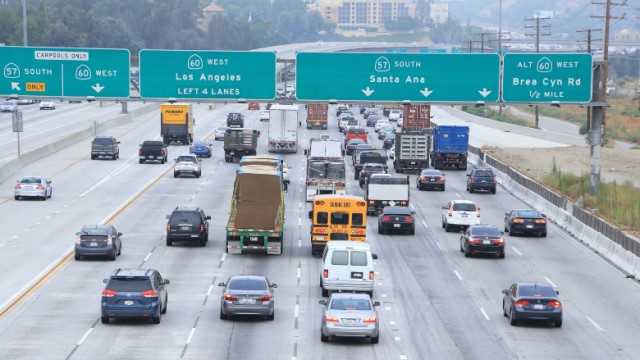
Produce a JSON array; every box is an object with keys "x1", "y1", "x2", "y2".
[{"x1": 308, "y1": 195, "x2": 367, "y2": 256}]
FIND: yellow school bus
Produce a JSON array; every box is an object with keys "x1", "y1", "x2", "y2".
[{"x1": 308, "y1": 195, "x2": 367, "y2": 255}]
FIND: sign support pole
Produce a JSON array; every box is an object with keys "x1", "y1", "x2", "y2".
[{"x1": 17, "y1": 131, "x2": 21, "y2": 158}]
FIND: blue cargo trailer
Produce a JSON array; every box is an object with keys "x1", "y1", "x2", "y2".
[{"x1": 431, "y1": 125, "x2": 469, "y2": 170}]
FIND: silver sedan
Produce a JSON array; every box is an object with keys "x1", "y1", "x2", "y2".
[
  {"x1": 219, "y1": 275, "x2": 276, "y2": 320},
  {"x1": 320, "y1": 293, "x2": 380, "y2": 343},
  {"x1": 15, "y1": 176, "x2": 53, "y2": 200}
]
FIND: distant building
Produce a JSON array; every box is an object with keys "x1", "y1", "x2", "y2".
[
  {"x1": 308, "y1": 0, "x2": 416, "y2": 33},
  {"x1": 429, "y1": 3, "x2": 448, "y2": 25}
]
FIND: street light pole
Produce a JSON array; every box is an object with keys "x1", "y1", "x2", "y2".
[{"x1": 21, "y1": 0, "x2": 27, "y2": 45}]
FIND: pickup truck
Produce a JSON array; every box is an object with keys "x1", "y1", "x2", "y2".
[
  {"x1": 139, "y1": 140, "x2": 168, "y2": 164},
  {"x1": 91, "y1": 136, "x2": 120, "y2": 160}
]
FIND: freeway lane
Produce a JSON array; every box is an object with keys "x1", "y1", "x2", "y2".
[{"x1": 0, "y1": 103, "x2": 640, "y2": 359}]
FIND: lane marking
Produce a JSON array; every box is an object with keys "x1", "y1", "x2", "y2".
[
  {"x1": 186, "y1": 327, "x2": 196, "y2": 344},
  {"x1": 76, "y1": 327, "x2": 94, "y2": 345},
  {"x1": 385, "y1": 306, "x2": 391, "y2": 311},
  {"x1": 400, "y1": 355, "x2": 408, "y2": 360},
  {"x1": 206, "y1": 284, "x2": 214, "y2": 297},
  {"x1": 294, "y1": 304, "x2": 300, "y2": 318},
  {"x1": 297, "y1": 217, "x2": 302, "y2": 226},
  {"x1": 421, "y1": 220, "x2": 428, "y2": 229},
  {"x1": 433, "y1": 240, "x2": 443, "y2": 251},
  {"x1": 480, "y1": 307, "x2": 490, "y2": 321},
  {"x1": 512, "y1": 246, "x2": 523, "y2": 256},
  {"x1": 296, "y1": 267, "x2": 301, "y2": 280},
  {"x1": 394, "y1": 336, "x2": 401, "y2": 342},
  {"x1": 453, "y1": 270, "x2": 463, "y2": 281},
  {"x1": 389, "y1": 320, "x2": 396, "y2": 326},
  {"x1": 298, "y1": 239, "x2": 302, "y2": 248},
  {"x1": 455, "y1": 192, "x2": 462, "y2": 198},
  {"x1": 544, "y1": 276, "x2": 558, "y2": 288},
  {"x1": 143, "y1": 252, "x2": 152, "y2": 263},
  {"x1": 586, "y1": 315, "x2": 605, "y2": 331}
]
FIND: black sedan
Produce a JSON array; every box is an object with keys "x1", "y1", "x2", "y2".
[
  {"x1": 378, "y1": 206, "x2": 415, "y2": 235},
  {"x1": 417, "y1": 169, "x2": 445, "y2": 191},
  {"x1": 502, "y1": 282, "x2": 562, "y2": 327},
  {"x1": 504, "y1": 209, "x2": 547, "y2": 237},
  {"x1": 459, "y1": 225, "x2": 505, "y2": 258}
]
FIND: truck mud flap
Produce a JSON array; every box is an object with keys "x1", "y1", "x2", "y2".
[{"x1": 227, "y1": 241, "x2": 242, "y2": 255}]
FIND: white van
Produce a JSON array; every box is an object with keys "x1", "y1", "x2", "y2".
[{"x1": 320, "y1": 241, "x2": 377, "y2": 297}]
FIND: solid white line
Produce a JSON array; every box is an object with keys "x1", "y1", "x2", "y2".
[
  {"x1": 453, "y1": 270, "x2": 463, "y2": 281},
  {"x1": 544, "y1": 276, "x2": 558, "y2": 288},
  {"x1": 206, "y1": 284, "x2": 214, "y2": 297},
  {"x1": 186, "y1": 327, "x2": 196, "y2": 344},
  {"x1": 294, "y1": 304, "x2": 300, "y2": 318},
  {"x1": 77, "y1": 327, "x2": 94, "y2": 345},
  {"x1": 512, "y1": 246, "x2": 523, "y2": 256},
  {"x1": 421, "y1": 220, "x2": 428, "y2": 229},
  {"x1": 480, "y1": 307, "x2": 490, "y2": 321},
  {"x1": 586, "y1": 316, "x2": 605, "y2": 331}
]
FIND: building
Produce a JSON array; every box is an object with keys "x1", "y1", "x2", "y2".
[
  {"x1": 429, "y1": 3, "x2": 448, "y2": 25},
  {"x1": 308, "y1": 0, "x2": 416, "y2": 33}
]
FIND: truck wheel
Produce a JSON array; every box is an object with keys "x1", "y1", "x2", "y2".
[
  {"x1": 91, "y1": 155, "x2": 95, "y2": 160},
  {"x1": 321, "y1": 287, "x2": 329, "y2": 297},
  {"x1": 139, "y1": 159, "x2": 144, "y2": 164}
]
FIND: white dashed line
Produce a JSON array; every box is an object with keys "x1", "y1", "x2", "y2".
[
  {"x1": 294, "y1": 304, "x2": 300, "y2": 318},
  {"x1": 206, "y1": 284, "x2": 214, "y2": 296},
  {"x1": 400, "y1": 355, "x2": 408, "y2": 360},
  {"x1": 512, "y1": 246, "x2": 523, "y2": 256},
  {"x1": 298, "y1": 218, "x2": 302, "y2": 226},
  {"x1": 421, "y1": 220, "x2": 428, "y2": 229},
  {"x1": 143, "y1": 252, "x2": 152, "y2": 263},
  {"x1": 394, "y1": 336, "x2": 401, "y2": 342},
  {"x1": 433, "y1": 240, "x2": 443, "y2": 251},
  {"x1": 544, "y1": 276, "x2": 558, "y2": 288},
  {"x1": 77, "y1": 327, "x2": 94, "y2": 345},
  {"x1": 453, "y1": 270, "x2": 463, "y2": 281},
  {"x1": 586, "y1": 316, "x2": 605, "y2": 331},
  {"x1": 385, "y1": 306, "x2": 391, "y2": 311},
  {"x1": 381, "y1": 293, "x2": 387, "y2": 298},
  {"x1": 296, "y1": 267, "x2": 301, "y2": 279},
  {"x1": 455, "y1": 192, "x2": 462, "y2": 198},
  {"x1": 480, "y1": 307, "x2": 490, "y2": 321},
  {"x1": 186, "y1": 327, "x2": 197, "y2": 344},
  {"x1": 389, "y1": 320, "x2": 396, "y2": 326},
  {"x1": 298, "y1": 239, "x2": 302, "y2": 248},
  {"x1": 220, "y1": 253, "x2": 227, "y2": 263}
]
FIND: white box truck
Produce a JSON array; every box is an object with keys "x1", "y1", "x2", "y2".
[{"x1": 268, "y1": 104, "x2": 300, "y2": 153}]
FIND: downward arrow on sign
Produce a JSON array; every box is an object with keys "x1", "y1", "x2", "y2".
[
  {"x1": 361, "y1": 87, "x2": 375, "y2": 97},
  {"x1": 478, "y1": 88, "x2": 492, "y2": 98},
  {"x1": 91, "y1": 83, "x2": 105, "y2": 93},
  {"x1": 420, "y1": 88, "x2": 433, "y2": 98}
]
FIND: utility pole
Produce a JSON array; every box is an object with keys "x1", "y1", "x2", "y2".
[
  {"x1": 21, "y1": 0, "x2": 27, "y2": 46},
  {"x1": 590, "y1": 0, "x2": 627, "y2": 194},
  {"x1": 468, "y1": 39, "x2": 473, "y2": 53},
  {"x1": 577, "y1": 28, "x2": 602, "y2": 133},
  {"x1": 525, "y1": 16, "x2": 551, "y2": 129}
]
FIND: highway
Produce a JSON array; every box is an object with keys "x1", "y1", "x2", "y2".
[{"x1": 0, "y1": 103, "x2": 639, "y2": 360}]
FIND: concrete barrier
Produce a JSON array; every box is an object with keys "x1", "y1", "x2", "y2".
[{"x1": 0, "y1": 103, "x2": 157, "y2": 183}]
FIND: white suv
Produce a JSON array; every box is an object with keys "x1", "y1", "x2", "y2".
[
  {"x1": 320, "y1": 241, "x2": 377, "y2": 297},
  {"x1": 174, "y1": 155, "x2": 202, "y2": 178},
  {"x1": 441, "y1": 200, "x2": 480, "y2": 232}
]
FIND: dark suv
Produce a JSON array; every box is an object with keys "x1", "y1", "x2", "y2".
[
  {"x1": 91, "y1": 136, "x2": 120, "y2": 160},
  {"x1": 101, "y1": 268, "x2": 169, "y2": 324},
  {"x1": 75, "y1": 224, "x2": 122, "y2": 261},
  {"x1": 166, "y1": 206, "x2": 211, "y2": 246},
  {"x1": 139, "y1": 140, "x2": 168, "y2": 164},
  {"x1": 467, "y1": 168, "x2": 497, "y2": 194}
]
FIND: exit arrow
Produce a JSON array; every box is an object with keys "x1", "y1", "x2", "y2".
[
  {"x1": 91, "y1": 83, "x2": 105, "y2": 93},
  {"x1": 478, "y1": 88, "x2": 492, "y2": 98},
  {"x1": 420, "y1": 88, "x2": 433, "y2": 98},
  {"x1": 11, "y1": 82, "x2": 21, "y2": 91},
  {"x1": 361, "y1": 87, "x2": 375, "y2": 97}
]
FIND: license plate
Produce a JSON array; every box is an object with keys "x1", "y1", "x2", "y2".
[
  {"x1": 482, "y1": 240, "x2": 490, "y2": 245},
  {"x1": 250, "y1": 236, "x2": 259, "y2": 242},
  {"x1": 461, "y1": 214, "x2": 468, "y2": 218},
  {"x1": 482, "y1": 180, "x2": 487, "y2": 183},
  {"x1": 526, "y1": 225, "x2": 534, "y2": 229},
  {"x1": 181, "y1": 226, "x2": 191, "y2": 230},
  {"x1": 393, "y1": 224, "x2": 401, "y2": 228},
  {"x1": 430, "y1": 179, "x2": 435, "y2": 182},
  {"x1": 351, "y1": 272, "x2": 363, "y2": 279},
  {"x1": 90, "y1": 242, "x2": 98, "y2": 247},
  {"x1": 239, "y1": 298, "x2": 255, "y2": 305},
  {"x1": 342, "y1": 319, "x2": 359, "y2": 326},
  {"x1": 124, "y1": 300, "x2": 134, "y2": 306},
  {"x1": 533, "y1": 304, "x2": 544, "y2": 310}
]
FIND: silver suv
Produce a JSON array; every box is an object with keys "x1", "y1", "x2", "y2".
[{"x1": 174, "y1": 155, "x2": 201, "y2": 178}]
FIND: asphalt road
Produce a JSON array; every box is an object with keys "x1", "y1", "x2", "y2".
[{"x1": 0, "y1": 104, "x2": 639, "y2": 360}]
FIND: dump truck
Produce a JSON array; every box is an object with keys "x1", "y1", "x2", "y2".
[
  {"x1": 306, "y1": 104, "x2": 328, "y2": 129},
  {"x1": 226, "y1": 167, "x2": 284, "y2": 255},
  {"x1": 431, "y1": 125, "x2": 469, "y2": 170},
  {"x1": 160, "y1": 103, "x2": 194, "y2": 145},
  {"x1": 223, "y1": 128, "x2": 259, "y2": 163},
  {"x1": 268, "y1": 104, "x2": 299, "y2": 153}
]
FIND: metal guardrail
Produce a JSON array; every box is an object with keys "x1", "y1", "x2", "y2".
[{"x1": 468, "y1": 144, "x2": 640, "y2": 257}]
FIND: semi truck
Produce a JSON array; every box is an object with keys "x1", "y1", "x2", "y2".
[
  {"x1": 226, "y1": 166, "x2": 284, "y2": 255},
  {"x1": 431, "y1": 125, "x2": 469, "y2": 170},
  {"x1": 306, "y1": 104, "x2": 328, "y2": 129},
  {"x1": 160, "y1": 103, "x2": 194, "y2": 145},
  {"x1": 223, "y1": 128, "x2": 259, "y2": 163},
  {"x1": 268, "y1": 104, "x2": 299, "y2": 153},
  {"x1": 305, "y1": 137, "x2": 346, "y2": 201},
  {"x1": 365, "y1": 174, "x2": 410, "y2": 215},
  {"x1": 393, "y1": 104, "x2": 431, "y2": 173}
]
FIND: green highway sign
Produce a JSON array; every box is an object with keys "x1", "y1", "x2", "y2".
[
  {"x1": 502, "y1": 53, "x2": 593, "y2": 103},
  {"x1": 296, "y1": 52, "x2": 500, "y2": 103},
  {"x1": 139, "y1": 50, "x2": 276, "y2": 100},
  {"x1": 0, "y1": 46, "x2": 130, "y2": 98}
]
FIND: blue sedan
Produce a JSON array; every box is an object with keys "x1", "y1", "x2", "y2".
[{"x1": 190, "y1": 141, "x2": 212, "y2": 158}]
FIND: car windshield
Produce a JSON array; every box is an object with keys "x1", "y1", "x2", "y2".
[
  {"x1": 177, "y1": 156, "x2": 196, "y2": 163},
  {"x1": 453, "y1": 203, "x2": 476, "y2": 212},
  {"x1": 228, "y1": 278, "x2": 267, "y2": 291},
  {"x1": 518, "y1": 285, "x2": 557, "y2": 297},
  {"x1": 470, "y1": 227, "x2": 501, "y2": 236},
  {"x1": 364, "y1": 164, "x2": 385, "y2": 171},
  {"x1": 170, "y1": 211, "x2": 201, "y2": 224},
  {"x1": 326, "y1": 163, "x2": 345, "y2": 179},
  {"x1": 422, "y1": 170, "x2": 441, "y2": 176},
  {"x1": 348, "y1": 139, "x2": 364, "y2": 145},
  {"x1": 309, "y1": 162, "x2": 326, "y2": 178},
  {"x1": 515, "y1": 210, "x2": 541, "y2": 218},
  {"x1": 81, "y1": 227, "x2": 109, "y2": 236},
  {"x1": 93, "y1": 138, "x2": 113, "y2": 144},
  {"x1": 20, "y1": 177, "x2": 42, "y2": 184},
  {"x1": 474, "y1": 170, "x2": 494, "y2": 177},
  {"x1": 107, "y1": 277, "x2": 152, "y2": 292},
  {"x1": 330, "y1": 298, "x2": 371, "y2": 311}
]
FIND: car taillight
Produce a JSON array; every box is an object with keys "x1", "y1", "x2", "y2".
[
  {"x1": 469, "y1": 238, "x2": 482, "y2": 245},
  {"x1": 102, "y1": 289, "x2": 118, "y2": 297},
  {"x1": 224, "y1": 294, "x2": 238, "y2": 302},
  {"x1": 492, "y1": 176, "x2": 497, "y2": 183},
  {"x1": 399, "y1": 201, "x2": 408, "y2": 206},
  {"x1": 404, "y1": 216, "x2": 414, "y2": 223},
  {"x1": 166, "y1": 224, "x2": 171, "y2": 232},
  {"x1": 14, "y1": 183, "x2": 21, "y2": 189},
  {"x1": 548, "y1": 300, "x2": 561, "y2": 309},
  {"x1": 36, "y1": 185, "x2": 45, "y2": 190},
  {"x1": 368, "y1": 271, "x2": 375, "y2": 280},
  {"x1": 142, "y1": 290, "x2": 159, "y2": 298},
  {"x1": 325, "y1": 314, "x2": 339, "y2": 323},
  {"x1": 535, "y1": 219, "x2": 546, "y2": 224},
  {"x1": 106, "y1": 236, "x2": 113, "y2": 245},
  {"x1": 199, "y1": 224, "x2": 205, "y2": 233},
  {"x1": 258, "y1": 295, "x2": 272, "y2": 302},
  {"x1": 139, "y1": 149, "x2": 143, "y2": 156},
  {"x1": 160, "y1": 149, "x2": 166, "y2": 156},
  {"x1": 363, "y1": 315, "x2": 377, "y2": 324},
  {"x1": 514, "y1": 300, "x2": 529, "y2": 308},
  {"x1": 382, "y1": 215, "x2": 392, "y2": 222},
  {"x1": 323, "y1": 269, "x2": 329, "y2": 279},
  {"x1": 438, "y1": 176, "x2": 445, "y2": 182},
  {"x1": 75, "y1": 236, "x2": 81, "y2": 245},
  {"x1": 513, "y1": 218, "x2": 525, "y2": 224},
  {"x1": 493, "y1": 238, "x2": 504, "y2": 245},
  {"x1": 419, "y1": 176, "x2": 427, "y2": 181}
]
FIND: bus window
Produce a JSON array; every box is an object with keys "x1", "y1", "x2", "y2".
[
  {"x1": 331, "y1": 212, "x2": 349, "y2": 225},
  {"x1": 352, "y1": 213, "x2": 364, "y2": 226},
  {"x1": 317, "y1": 212, "x2": 329, "y2": 225}
]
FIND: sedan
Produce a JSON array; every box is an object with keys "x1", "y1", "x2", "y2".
[
  {"x1": 505, "y1": 209, "x2": 547, "y2": 237},
  {"x1": 378, "y1": 206, "x2": 415, "y2": 235},
  {"x1": 259, "y1": 110, "x2": 270, "y2": 121},
  {"x1": 189, "y1": 141, "x2": 212, "y2": 158},
  {"x1": 417, "y1": 169, "x2": 445, "y2": 191},
  {"x1": 39, "y1": 101, "x2": 56, "y2": 110},
  {"x1": 502, "y1": 282, "x2": 562, "y2": 327},
  {"x1": 219, "y1": 275, "x2": 277, "y2": 320},
  {"x1": 460, "y1": 225, "x2": 505, "y2": 258},
  {"x1": 320, "y1": 293, "x2": 380, "y2": 344},
  {"x1": 75, "y1": 224, "x2": 122, "y2": 261},
  {"x1": 214, "y1": 127, "x2": 227, "y2": 141},
  {"x1": 15, "y1": 176, "x2": 53, "y2": 200}
]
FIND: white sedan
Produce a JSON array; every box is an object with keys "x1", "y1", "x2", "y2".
[
  {"x1": 15, "y1": 176, "x2": 53, "y2": 200},
  {"x1": 39, "y1": 101, "x2": 56, "y2": 110}
]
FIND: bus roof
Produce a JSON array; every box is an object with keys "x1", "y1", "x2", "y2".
[
  {"x1": 309, "y1": 139, "x2": 343, "y2": 159},
  {"x1": 311, "y1": 194, "x2": 365, "y2": 202}
]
